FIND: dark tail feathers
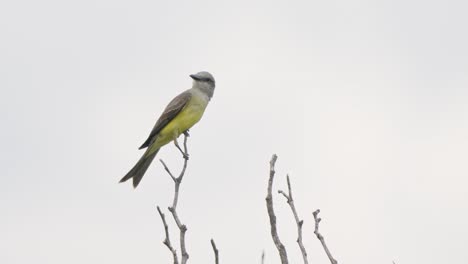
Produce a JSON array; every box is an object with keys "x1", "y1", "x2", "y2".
[{"x1": 120, "y1": 149, "x2": 159, "y2": 188}]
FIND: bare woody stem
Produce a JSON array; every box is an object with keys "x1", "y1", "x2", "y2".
[
  {"x1": 159, "y1": 133, "x2": 190, "y2": 264},
  {"x1": 210, "y1": 239, "x2": 219, "y2": 264},
  {"x1": 157, "y1": 206, "x2": 179, "y2": 264},
  {"x1": 313, "y1": 209, "x2": 338, "y2": 264},
  {"x1": 278, "y1": 175, "x2": 309, "y2": 264},
  {"x1": 266, "y1": 154, "x2": 289, "y2": 264}
]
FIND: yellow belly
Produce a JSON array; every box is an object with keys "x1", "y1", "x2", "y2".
[{"x1": 148, "y1": 94, "x2": 208, "y2": 155}]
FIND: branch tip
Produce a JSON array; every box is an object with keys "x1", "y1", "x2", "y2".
[
  {"x1": 266, "y1": 154, "x2": 289, "y2": 264},
  {"x1": 210, "y1": 239, "x2": 219, "y2": 264},
  {"x1": 313, "y1": 209, "x2": 338, "y2": 264}
]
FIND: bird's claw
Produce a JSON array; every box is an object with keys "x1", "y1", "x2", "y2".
[{"x1": 173, "y1": 138, "x2": 189, "y2": 160}]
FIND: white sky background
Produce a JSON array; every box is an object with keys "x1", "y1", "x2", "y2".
[{"x1": 1, "y1": 0, "x2": 467, "y2": 263}]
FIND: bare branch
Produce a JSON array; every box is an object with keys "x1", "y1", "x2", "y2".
[
  {"x1": 159, "y1": 133, "x2": 191, "y2": 264},
  {"x1": 277, "y1": 190, "x2": 290, "y2": 201},
  {"x1": 266, "y1": 154, "x2": 289, "y2": 264},
  {"x1": 278, "y1": 175, "x2": 308, "y2": 264},
  {"x1": 157, "y1": 206, "x2": 179, "y2": 264},
  {"x1": 261, "y1": 251, "x2": 265, "y2": 264},
  {"x1": 313, "y1": 209, "x2": 338, "y2": 264},
  {"x1": 210, "y1": 239, "x2": 219, "y2": 264},
  {"x1": 160, "y1": 159, "x2": 176, "y2": 182}
]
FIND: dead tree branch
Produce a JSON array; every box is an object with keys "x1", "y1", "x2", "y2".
[
  {"x1": 157, "y1": 206, "x2": 179, "y2": 264},
  {"x1": 266, "y1": 154, "x2": 289, "y2": 264},
  {"x1": 158, "y1": 133, "x2": 190, "y2": 264},
  {"x1": 313, "y1": 209, "x2": 338, "y2": 264},
  {"x1": 278, "y1": 175, "x2": 308, "y2": 264},
  {"x1": 210, "y1": 239, "x2": 219, "y2": 264}
]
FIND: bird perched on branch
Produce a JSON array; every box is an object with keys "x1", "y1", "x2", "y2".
[{"x1": 120, "y1": 71, "x2": 215, "y2": 188}]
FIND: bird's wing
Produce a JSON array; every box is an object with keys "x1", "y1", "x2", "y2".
[{"x1": 138, "y1": 90, "x2": 192, "y2": 149}]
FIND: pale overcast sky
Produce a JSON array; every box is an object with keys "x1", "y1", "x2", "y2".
[{"x1": 1, "y1": 0, "x2": 467, "y2": 263}]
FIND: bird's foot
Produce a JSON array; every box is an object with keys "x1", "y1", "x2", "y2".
[{"x1": 174, "y1": 138, "x2": 189, "y2": 160}]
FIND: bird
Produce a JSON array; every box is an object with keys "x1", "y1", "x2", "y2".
[{"x1": 120, "y1": 71, "x2": 215, "y2": 188}]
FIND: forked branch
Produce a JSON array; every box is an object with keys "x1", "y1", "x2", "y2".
[
  {"x1": 158, "y1": 133, "x2": 190, "y2": 264},
  {"x1": 278, "y1": 175, "x2": 308, "y2": 264},
  {"x1": 157, "y1": 206, "x2": 179, "y2": 264}
]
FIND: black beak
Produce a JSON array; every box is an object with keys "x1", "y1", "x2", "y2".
[{"x1": 190, "y1": 74, "x2": 200, "y2": 80}]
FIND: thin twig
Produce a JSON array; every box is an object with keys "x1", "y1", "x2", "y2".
[
  {"x1": 157, "y1": 206, "x2": 179, "y2": 264},
  {"x1": 313, "y1": 209, "x2": 338, "y2": 264},
  {"x1": 278, "y1": 175, "x2": 308, "y2": 264},
  {"x1": 160, "y1": 159, "x2": 176, "y2": 182},
  {"x1": 210, "y1": 239, "x2": 219, "y2": 264},
  {"x1": 159, "y1": 133, "x2": 191, "y2": 264},
  {"x1": 266, "y1": 154, "x2": 289, "y2": 264},
  {"x1": 261, "y1": 251, "x2": 265, "y2": 264}
]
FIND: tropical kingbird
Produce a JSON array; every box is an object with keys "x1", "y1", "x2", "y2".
[{"x1": 120, "y1": 71, "x2": 215, "y2": 188}]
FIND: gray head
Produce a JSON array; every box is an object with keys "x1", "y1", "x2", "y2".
[{"x1": 190, "y1": 71, "x2": 215, "y2": 98}]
